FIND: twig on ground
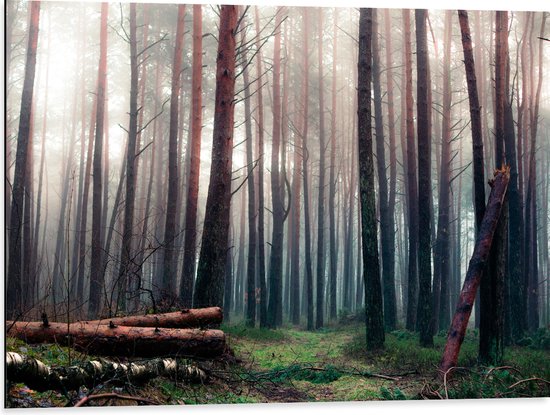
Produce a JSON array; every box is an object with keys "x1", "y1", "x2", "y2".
[{"x1": 74, "y1": 393, "x2": 157, "y2": 407}]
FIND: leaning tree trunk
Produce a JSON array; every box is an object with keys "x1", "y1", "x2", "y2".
[
  {"x1": 357, "y1": 8, "x2": 385, "y2": 350},
  {"x1": 88, "y1": 2, "x2": 109, "y2": 319},
  {"x1": 440, "y1": 167, "x2": 510, "y2": 376},
  {"x1": 7, "y1": 0, "x2": 40, "y2": 320},
  {"x1": 193, "y1": 5, "x2": 238, "y2": 308}
]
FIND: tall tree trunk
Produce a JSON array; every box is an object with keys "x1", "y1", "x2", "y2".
[
  {"x1": 315, "y1": 8, "x2": 327, "y2": 329},
  {"x1": 358, "y1": 8, "x2": 385, "y2": 350},
  {"x1": 415, "y1": 9, "x2": 433, "y2": 347},
  {"x1": 328, "y1": 8, "x2": 338, "y2": 321},
  {"x1": 239, "y1": 14, "x2": 257, "y2": 327},
  {"x1": 432, "y1": 11, "x2": 453, "y2": 333},
  {"x1": 193, "y1": 5, "x2": 237, "y2": 308},
  {"x1": 88, "y1": 2, "x2": 109, "y2": 319},
  {"x1": 384, "y1": 8, "x2": 398, "y2": 328},
  {"x1": 7, "y1": 0, "x2": 40, "y2": 319},
  {"x1": 526, "y1": 13, "x2": 546, "y2": 331},
  {"x1": 254, "y1": 6, "x2": 268, "y2": 328},
  {"x1": 117, "y1": 2, "x2": 139, "y2": 313},
  {"x1": 479, "y1": 10, "x2": 508, "y2": 365},
  {"x1": 301, "y1": 8, "x2": 314, "y2": 331},
  {"x1": 372, "y1": 9, "x2": 396, "y2": 330},
  {"x1": 180, "y1": 4, "x2": 203, "y2": 308},
  {"x1": 161, "y1": 4, "x2": 186, "y2": 306},
  {"x1": 403, "y1": 9, "x2": 419, "y2": 332},
  {"x1": 267, "y1": 7, "x2": 284, "y2": 328}
]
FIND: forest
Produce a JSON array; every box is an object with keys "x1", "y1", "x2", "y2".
[{"x1": 4, "y1": 0, "x2": 550, "y2": 408}]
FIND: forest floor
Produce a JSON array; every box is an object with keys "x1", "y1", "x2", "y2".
[{"x1": 5, "y1": 318, "x2": 550, "y2": 407}]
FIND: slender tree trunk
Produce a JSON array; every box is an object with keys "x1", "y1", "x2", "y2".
[
  {"x1": 432, "y1": 11, "x2": 453, "y2": 333},
  {"x1": 267, "y1": 7, "x2": 284, "y2": 328},
  {"x1": 7, "y1": 0, "x2": 40, "y2": 319},
  {"x1": 193, "y1": 5, "x2": 238, "y2": 308},
  {"x1": 358, "y1": 8, "x2": 385, "y2": 350},
  {"x1": 254, "y1": 6, "x2": 268, "y2": 328},
  {"x1": 372, "y1": 9, "x2": 396, "y2": 330},
  {"x1": 161, "y1": 4, "x2": 186, "y2": 306},
  {"x1": 415, "y1": 9, "x2": 433, "y2": 347},
  {"x1": 117, "y1": 3, "x2": 139, "y2": 313},
  {"x1": 328, "y1": 8, "x2": 338, "y2": 321},
  {"x1": 479, "y1": 10, "x2": 508, "y2": 365},
  {"x1": 403, "y1": 9, "x2": 419, "y2": 332},
  {"x1": 315, "y1": 8, "x2": 327, "y2": 329},
  {"x1": 180, "y1": 4, "x2": 203, "y2": 308},
  {"x1": 239, "y1": 14, "x2": 257, "y2": 327},
  {"x1": 88, "y1": 2, "x2": 109, "y2": 319}
]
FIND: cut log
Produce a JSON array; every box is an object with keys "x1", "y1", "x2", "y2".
[
  {"x1": 6, "y1": 321, "x2": 226, "y2": 358},
  {"x1": 85, "y1": 307, "x2": 223, "y2": 329},
  {"x1": 6, "y1": 352, "x2": 207, "y2": 392},
  {"x1": 439, "y1": 166, "x2": 510, "y2": 377}
]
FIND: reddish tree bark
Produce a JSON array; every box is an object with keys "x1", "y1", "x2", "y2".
[
  {"x1": 161, "y1": 4, "x2": 186, "y2": 304},
  {"x1": 440, "y1": 167, "x2": 510, "y2": 376},
  {"x1": 193, "y1": 5, "x2": 238, "y2": 308},
  {"x1": 7, "y1": 321, "x2": 226, "y2": 358},
  {"x1": 180, "y1": 4, "x2": 203, "y2": 308}
]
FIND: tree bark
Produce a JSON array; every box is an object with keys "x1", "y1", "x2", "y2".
[
  {"x1": 372, "y1": 9, "x2": 396, "y2": 330},
  {"x1": 358, "y1": 8, "x2": 385, "y2": 350},
  {"x1": 267, "y1": 7, "x2": 285, "y2": 328},
  {"x1": 88, "y1": 2, "x2": 109, "y2": 319},
  {"x1": 161, "y1": 4, "x2": 186, "y2": 305},
  {"x1": 84, "y1": 307, "x2": 223, "y2": 329},
  {"x1": 415, "y1": 9, "x2": 433, "y2": 347},
  {"x1": 7, "y1": 0, "x2": 40, "y2": 319},
  {"x1": 403, "y1": 9, "x2": 419, "y2": 332},
  {"x1": 193, "y1": 5, "x2": 238, "y2": 308},
  {"x1": 7, "y1": 352, "x2": 207, "y2": 392},
  {"x1": 180, "y1": 4, "x2": 203, "y2": 308},
  {"x1": 439, "y1": 167, "x2": 510, "y2": 376},
  {"x1": 7, "y1": 322, "x2": 226, "y2": 358}
]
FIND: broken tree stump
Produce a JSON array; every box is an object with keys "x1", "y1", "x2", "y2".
[
  {"x1": 85, "y1": 307, "x2": 223, "y2": 329},
  {"x1": 439, "y1": 166, "x2": 510, "y2": 377},
  {"x1": 6, "y1": 321, "x2": 226, "y2": 358},
  {"x1": 6, "y1": 352, "x2": 207, "y2": 392}
]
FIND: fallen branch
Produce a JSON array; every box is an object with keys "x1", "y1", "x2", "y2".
[
  {"x1": 85, "y1": 307, "x2": 223, "y2": 329},
  {"x1": 508, "y1": 377, "x2": 550, "y2": 389},
  {"x1": 6, "y1": 351, "x2": 208, "y2": 392},
  {"x1": 6, "y1": 321, "x2": 226, "y2": 358},
  {"x1": 439, "y1": 167, "x2": 510, "y2": 377},
  {"x1": 74, "y1": 393, "x2": 157, "y2": 407}
]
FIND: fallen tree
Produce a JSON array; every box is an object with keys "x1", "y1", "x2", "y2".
[
  {"x1": 439, "y1": 166, "x2": 510, "y2": 377},
  {"x1": 6, "y1": 351, "x2": 207, "y2": 392},
  {"x1": 85, "y1": 307, "x2": 223, "y2": 329},
  {"x1": 6, "y1": 321, "x2": 226, "y2": 358}
]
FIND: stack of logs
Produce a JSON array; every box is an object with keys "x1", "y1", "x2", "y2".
[{"x1": 6, "y1": 307, "x2": 226, "y2": 358}]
